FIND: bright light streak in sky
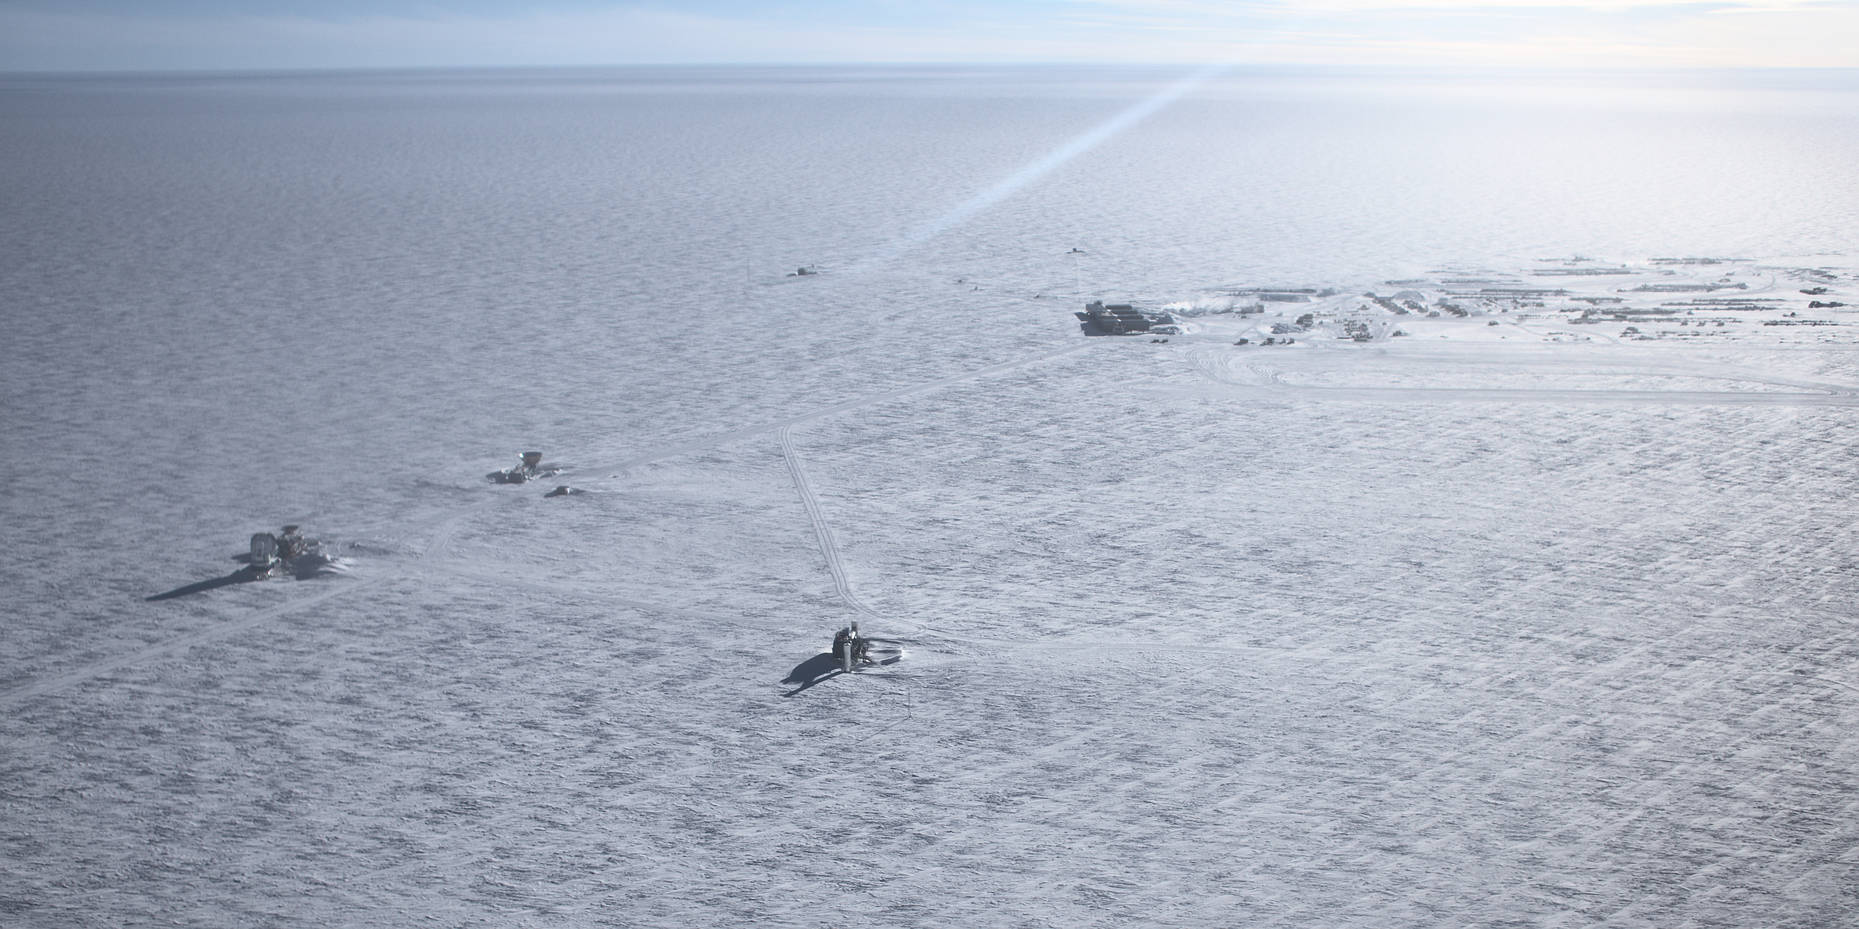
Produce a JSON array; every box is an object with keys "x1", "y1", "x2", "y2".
[{"x1": 878, "y1": 63, "x2": 1229, "y2": 264}]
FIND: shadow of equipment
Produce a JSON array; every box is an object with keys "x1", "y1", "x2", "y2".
[
  {"x1": 781, "y1": 652, "x2": 844, "y2": 697},
  {"x1": 146, "y1": 565, "x2": 266, "y2": 601}
]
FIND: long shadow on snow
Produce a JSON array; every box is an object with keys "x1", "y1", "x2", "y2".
[
  {"x1": 147, "y1": 554, "x2": 336, "y2": 601},
  {"x1": 781, "y1": 653, "x2": 845, "y2": 697},
  {"x1": 146, "y1": 565, "x2": 270, "y2": 601},
  {"x1": 781, "y1": 648, "x2": 905, "y2": 697}
]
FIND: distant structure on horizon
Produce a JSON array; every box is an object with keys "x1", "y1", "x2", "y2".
[{"x1": 1078, "y1": 300, "x2": 1175, "y2": 336}]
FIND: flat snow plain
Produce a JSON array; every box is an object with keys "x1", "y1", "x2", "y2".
[{"x1": 4, "y1": 258, "x2": 1857, "y2": 927}]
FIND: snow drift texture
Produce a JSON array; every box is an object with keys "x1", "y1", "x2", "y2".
[{"x1": 2, "y1": 67, "x2": 1856, "y2": 927}]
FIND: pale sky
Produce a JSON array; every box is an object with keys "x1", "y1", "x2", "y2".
[{"x1": 2, "y1": 0, "x2": 1857, "y2": 72}]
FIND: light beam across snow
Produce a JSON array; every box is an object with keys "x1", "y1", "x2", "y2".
[{"x1": 873, "y1": 63, "x2": 1230, "y2": 264}]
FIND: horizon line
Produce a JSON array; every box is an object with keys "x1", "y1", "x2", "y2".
[{"x1": 7, "y1": 61, "x2": 1859, "y2": 79}]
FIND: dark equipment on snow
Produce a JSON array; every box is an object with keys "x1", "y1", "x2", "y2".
[
  {"x1": 831, "y1": 622, "x2": 876, "y2": 673},
  {"x1": 243, "y1": 525, "x2": 334, "y2": 579},
  {"x1": 250, "y1": 532, "x2": 279, "y2": 569},
  {"x1": 489, "y1": 450, "x2": 559, "y2": 484}
]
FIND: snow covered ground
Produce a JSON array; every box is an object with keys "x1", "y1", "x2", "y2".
[
  {"x1": 4, "y1": 68, "x2": 1858, "y2": 927},
  {"x1": 5, "y1": 255, "x2": 1857, "y2": 927}
]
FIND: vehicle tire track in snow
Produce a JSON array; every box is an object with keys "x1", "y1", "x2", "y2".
[
  {"x1": 1378, "y1": 622, "x2": 1859, "y2": 818},
  {"x1": 6, "y1": 345, "x2": 1095, "y2": 706},
  {"x1": 1366, "y1": 347, "x2": 1859, "y2": 396},
  {"x1": 1189, "y1": 381, "x2": 1859, "y2": 407},
  {"x1": 5, "y1": 492, "x2": 499, "y2": 707},
  {"x1": 609, "y1": 655, "x2": 1254, "y2": 911},
  {"x1": 1187, "y1": 342, "x2": 1859, "y2": 406},
  {"x1": 412, "y1": 555, "x2": 748, "y2": 630},
  {"x1": 0, "y1": 575, "x2": 388, "y2": 708},
  {"x1": 580, "y1": 342, "x2": 1095, "y2": 487},
  {"x1": 778, "y1": 423, "x2": 891, "y2": 628}
]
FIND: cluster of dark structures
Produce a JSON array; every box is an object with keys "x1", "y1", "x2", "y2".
[{"x1": 1076, "y1": 300, "x2": 1179, "y2": 336}]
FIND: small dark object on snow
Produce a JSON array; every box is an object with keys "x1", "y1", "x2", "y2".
[
  {"x1": 490, "y1": 450, "x2": 558, "y2": 484},
  {"x1": 244, "y1": 525, "x2": 333, "y2": 579},
  {"x1": 276, "y1": 525, "x2": 306, "y2": 560},
  {"x1": 831, "y1": 622, "x2": 874, "y2": 670}
]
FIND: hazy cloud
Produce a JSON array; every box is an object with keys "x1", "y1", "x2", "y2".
[{"x1": 1, "y1": 0, "x2": 1854, "y2": 71}]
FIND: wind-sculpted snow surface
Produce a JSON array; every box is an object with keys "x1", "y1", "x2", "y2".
[
  {"x1": 8, "y1": 330, "x2": 1856, "y2": 927},
  {"x1": 4, "y1": 68, "x2": 1859, "y2": 928}
]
